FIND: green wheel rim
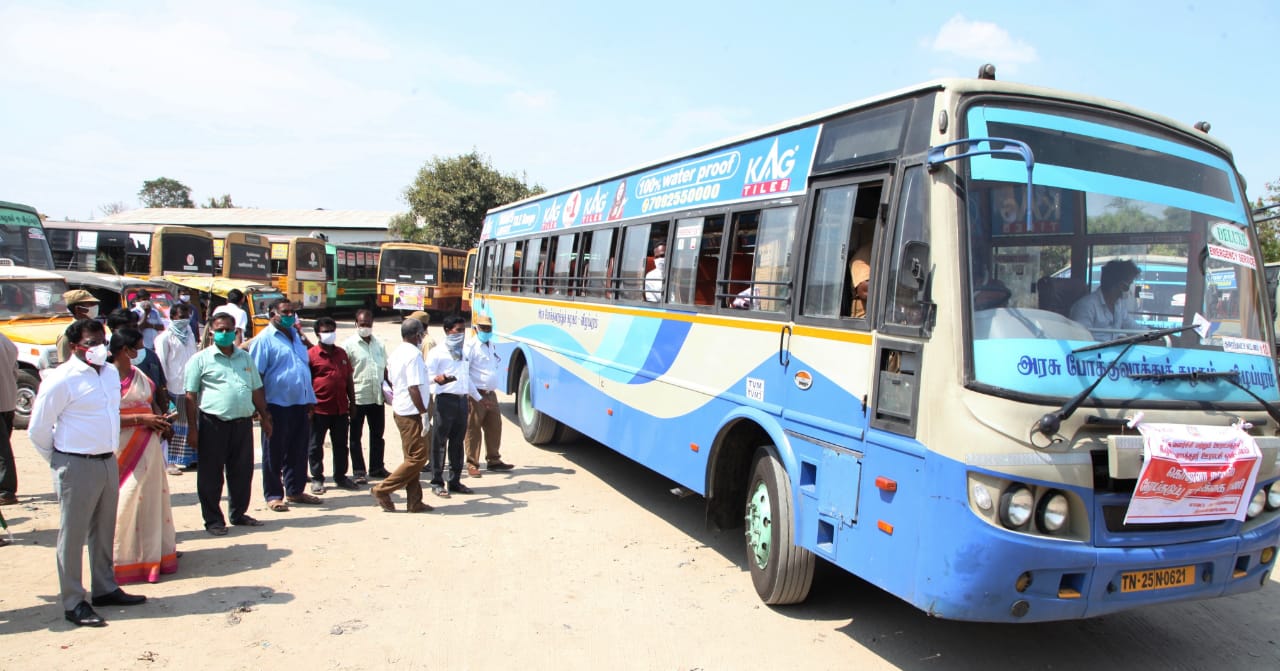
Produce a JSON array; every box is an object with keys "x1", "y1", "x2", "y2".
[
  {"x1": 519, "y1": 374, "x2": 534, "y2": 424},
  {"x1": 745, "y1": 479, "x2": 772, "y2": 569}
]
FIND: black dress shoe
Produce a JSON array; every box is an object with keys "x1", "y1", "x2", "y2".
[
  {"x1": 450, "y1": 482, "x2": 475, "y2": 495},
  {"x1": 333, "y1": 476, "x2": 360, "y2": 490},
  {"x1": 367, "y1": 468, "x2": 391, "y2": 478},
  {"x1": 65, "y1": 601, "x2": 106, "y2": 627},
  {"x1": 231, "y1": 515, "x2": 264, "y2": 527},
  {"x1": 91, "y1": 588, "x2": 146, "y2": 607},
  {"x1": 206, "y1": 524, "x2": 229, "y2": 536}
]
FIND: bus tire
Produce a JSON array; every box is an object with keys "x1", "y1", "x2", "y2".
[
  {"x1": 745, "y1": 447, "x2": 814, "y2": 605},
  {"x1": 517, "y1": 366, "x2": 559, "y2": 445},
  {"x1": 14, "y1": 369, "x2": 39, "y2": 430}
]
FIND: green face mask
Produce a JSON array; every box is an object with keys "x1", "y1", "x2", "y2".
[
  {"x1": 213, "y1": 330, "x2": 236, "y2": 347},
  {"x1": 278, "y1": 315, "x2": 297, "y2": 328}
]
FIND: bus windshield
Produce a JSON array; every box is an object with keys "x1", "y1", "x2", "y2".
[
  {"x1": 0, "y1": 278, "x2": 67, "y2": 318},
  {"x1": 159, "y1": 232, "x2": 213, "y2": 275},
  {"x1": 379, "y1": 248, "x2": 438, "y2": 285},
  {"x1": 0, "y1": 205, "x2": 54, "y2": 269},
  {"x1": 963, "y1": 102, "x2": 1275, "y2": 405}
]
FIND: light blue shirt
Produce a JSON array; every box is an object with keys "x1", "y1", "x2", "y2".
[{"x1": 248, "y1": 323, "x2": 316, "y2": 407}]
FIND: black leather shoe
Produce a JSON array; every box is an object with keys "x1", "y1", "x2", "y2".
[
  {"x1": 91, "y1": 588, "x2": 146, "y2": 607},
  {"x1": 334, "y1": 476, "x2": 360, "y2": 490},
  {"x1": 65, "y1": 601, "x2": 106, "y2": 627},
  {"x1": 450, "y1": 482, "x2": 475, "y2": 495},
  {"x1": 367, "y1": 468, "x2": 391, "y2": 478}
]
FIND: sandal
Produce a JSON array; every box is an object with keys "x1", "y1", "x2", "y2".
[
  {"x1": 166, "y1": 465, "x2": 183, "y2": 476},
  {"x1": 267, "y1": 500, "x2": 289, "y2": 512},
  {"x1": 432, "y1": 484, "x2": 451, "y2": 499}
]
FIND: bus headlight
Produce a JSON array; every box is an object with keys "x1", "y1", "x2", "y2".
[
  {"x1": 1035, "y1": 490, "x2": 1070, "y2": 533},
  {"x1": 1247, "y1": 489, "x2": 1266, "y2": 519},
  {"x1": 1267, "y1": 483, "x2": 1280, "y2": 512},
  {"x1": 999, "y1": 485, "x2": 1034, "y2": 529}
]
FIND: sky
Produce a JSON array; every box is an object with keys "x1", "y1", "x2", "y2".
[{"x1": 2, "y1": 0, "x2": 1277, "y2": 221}]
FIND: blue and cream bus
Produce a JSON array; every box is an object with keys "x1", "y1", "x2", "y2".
[{"x1": 472, "y1": 67, "x2": 1280, "y2": 622}]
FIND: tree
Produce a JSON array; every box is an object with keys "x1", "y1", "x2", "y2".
[
  {"x1": 394, "y1": 151, "x2": 543, "y2": 247},
  {"x1": 98, "y1": 201, "x2": 128, "y2": 217},
  {"x1": 203, "y1": 194, "x2": 235, "y2": 208},
  {"x1": 138, "y1": 177, "x2": 194, "y2": 208},
  {"x1": 1254, "y1": 178, "x2": 1280, "y2": 264}
]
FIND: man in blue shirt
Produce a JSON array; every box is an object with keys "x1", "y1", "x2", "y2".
[{"x1": 248, "y1": 299, "x2": 318, "y2": 512}]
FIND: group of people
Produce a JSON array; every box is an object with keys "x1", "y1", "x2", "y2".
[{"x1": 23, "y1": 295, "x2": 513, "y2": 627}]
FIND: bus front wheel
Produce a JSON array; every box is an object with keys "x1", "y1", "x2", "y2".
[
  {"x1": 14, "y1": 369, "x2": 39, "y2": 430},
  {"x1": 745, "y1": 447, "x2": 815, "y2": 605},
  {"x1": 517, "y1": 366, "x2": 559, "y2": 445}
]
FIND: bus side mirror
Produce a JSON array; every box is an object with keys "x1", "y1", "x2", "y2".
[{"x1": 901, "y1": 241, "x2": 936, "y2": 335}]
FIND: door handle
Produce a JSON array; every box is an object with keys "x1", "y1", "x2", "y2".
[{"x1": 778, "y1": 325, "x2": 791, "y2": 367}]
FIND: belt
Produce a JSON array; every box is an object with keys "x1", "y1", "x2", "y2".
[
  {"x1": 477, "y1": 388, "x2": 494, "y2": 394},
  {"x1": 201, "y1": 413, "x2": 252, "y2": 424},
  {"x1": 55, "y1": 449, "x2": 113, "y2": 460}
]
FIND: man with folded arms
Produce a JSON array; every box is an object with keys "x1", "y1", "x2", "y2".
[
  {"x1": 29, "y1": 319, "x2": 145, "y2": 627},
  {"x1": 186, "y1": 313, "x2": 273, "y2": 536}
]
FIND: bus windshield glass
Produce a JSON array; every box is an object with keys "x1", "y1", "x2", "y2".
[
  {"x1": 225, "y1": 242, "x2": 270, "y2": 280},
  {"x1": 0, "y1": 206, "x2": 54, "y2": 269},
  {"x1": 159, "y1": 233, "x2": 213, "y2": 274},
  {"x1": 0, "y1": 278, "x2": 68, "y2": 318},
  {"x1": 963, "y1": 102, "x2": 1276, "y2": 405},
  {"x1": 379, "y1": 248, "x2": 439, "y2": 285},
  {"x1": 293, "y1": 240, "x2": 327, "y2": 281}
]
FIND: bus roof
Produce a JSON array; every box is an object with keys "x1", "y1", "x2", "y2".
[{"x1": 484, "y1": 76, "x2": 1234, "y2": 225}]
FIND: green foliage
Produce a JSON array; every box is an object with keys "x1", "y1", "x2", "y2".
[
  {"x1": 138, "y1": 177, "x2": 194, "y2": 208},
  {"x1": 1254, "y1": 178, "x2": 1280, "y2": 264},
  {"x1": 203, "y1": 194, "x2": 235, "y2": 208},
  {"x1": 395, "y1": 151, "x2": 543, "y2": 248}
]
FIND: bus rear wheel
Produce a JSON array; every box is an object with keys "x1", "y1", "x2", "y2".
[
  {"x1": 745, "y1": 447, "x2": 814, "y2": 605},
  {"x1": 517, "y1": 366, "x2": 559, "y2": 445}
]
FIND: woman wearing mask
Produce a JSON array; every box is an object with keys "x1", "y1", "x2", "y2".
[
  {"x1": 109, "y1": 328, "x2": 178, "y2": 585},
  {"x1": 155, "y1": 303, "x2": 199, "y2": 475}
]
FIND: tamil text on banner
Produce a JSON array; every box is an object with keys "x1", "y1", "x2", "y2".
[{"x1": 1125, "y1": 423, "x2": 1262, "y2": 524}]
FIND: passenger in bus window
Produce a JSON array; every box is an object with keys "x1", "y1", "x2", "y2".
[
  {"x1": 644, "y1": 244, "x2": 665, "y2": 302},
  {"x1": 731, "y1": 286, "x2": 757, "y2": 310},
  {"x1": 1069, "y1": 259, "x2": 1142, "y2": 336},
  {"x1": 848, "y1": 222, "x2": 873, "y2": 318}
]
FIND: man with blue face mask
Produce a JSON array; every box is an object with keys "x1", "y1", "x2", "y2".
[
  {"x1": 463, "y1": 314, "x2": 513, "y2": 477},
  {"x1": 426, "y1": 315, "x2": 480, "y2": 497}
]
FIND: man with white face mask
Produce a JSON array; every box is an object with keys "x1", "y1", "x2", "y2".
[
  {"x1": 130, "y1": 289, "x2": 166, "y2": 350},
  {"x1": 155, "y1": 302, "x2": 199, "y2": 474},
  {"x1": 56, "y1": 290, "x2": 101, "y2": 363},
  {"x1": 343, "y1": 309, "x2": 386, "y2": 482},
  {"x1": 30, "y1": 318, "x2": 146, "y2": 627},
  {"x1": 644, "y1": 243, "x2": 666, "y2": 302},
  {"x1": 307, "y1": 317, "x2": 356, "y2": 493}
]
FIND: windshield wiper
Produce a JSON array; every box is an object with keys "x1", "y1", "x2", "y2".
[
  {"x1": 1129, "y1": 369, "x2": 1280, "y2": 427},
  {"x1": 1032, "y1": 341, "x2": 1138, "y2": 441},
  {"x1": 1072, "y1": 323, "x2": 1199, "y2": 354}
]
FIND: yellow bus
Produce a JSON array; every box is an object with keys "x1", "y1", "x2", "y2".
[
  {"x1": 218, "y1": 232, "x2": 271, "y2": 282},
  {"x1": 269, "y1": 236, "x2": 328, "y2": 309},
  {"x1": 45, "y1": 221, "x2": 214, "y2": 278},
  {"x1": 376, "y1": 242, "x2": 467, "y2": 316}
]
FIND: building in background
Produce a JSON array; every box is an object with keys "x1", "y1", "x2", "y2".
[{"x1": 102, "y1": 208, "x2": 403, "y2": 245}]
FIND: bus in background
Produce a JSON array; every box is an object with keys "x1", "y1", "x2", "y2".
[
  {"x1": 0, "y1": 201, "x2": 55, "y2": 270},
  {"x1": 45, "y1": 222, "x2": 214, "y2": 278},
  {"x1": 220, "y1": 232, "x2": 271, "y2": 282},
  {"x1": 462, "y1": 247, "x2": 478, "y2": 314},
  {"x1": 269, "y1": 236, "x2": 327, "y2": 310},
  {"x1": 326, "y1": 242, "x2": 379, "y2": 311},
  {"x1": 473, "y1": 68, "x2": 1280, "y2": 622},
  {"x1": 376, "y1": 242, "x2": 467, "y2": 317}
]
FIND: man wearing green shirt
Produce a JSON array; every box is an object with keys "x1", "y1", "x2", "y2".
[
  {"x1": 185, "y1": 313, "x2": 273, "y2": 536},
  {"x1": 343, "y1": 309, "x2": 388, "y2": 481}
]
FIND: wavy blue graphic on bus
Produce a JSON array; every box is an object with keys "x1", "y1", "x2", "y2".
[
  {"x1": 483, "y1": 126, "x2": 820, "y2": 240},
  {"x1": 516, "y1": 311, "x2": 693, "y2": 384},
  {"x1": 974, "y1": 339, "x2": 1279, "y2": 402}
]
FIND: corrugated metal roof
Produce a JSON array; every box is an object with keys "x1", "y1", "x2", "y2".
[{"x1": 102, "y1": 208, "x2": 404, "y2": 230}]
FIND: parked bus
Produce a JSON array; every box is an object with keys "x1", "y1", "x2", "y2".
[
  {"x1": 376, "y1": 242, "x2": 467, "y2": 316},
  {"x1": 45, "y1": 221, "x2": 214, "y2": 278},
  {"x1": 472, "y1": 68, "x2": 1280, "y2": 623},
  {"x1": 325, "y1": 242, "x2": 379, "y2": 311},
  {"x1": 0, "y1": 200, "x2": 55, "y2": 269},
  {"x1": 216, "y1": 232, "x2": 271, "y2": 282},
  {"x1": 268, "y1": 236, "x2": 328, "y2": 309}
]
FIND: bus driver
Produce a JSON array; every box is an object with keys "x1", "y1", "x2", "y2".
[{"x1": 1069, "y1": 258, "x2": 1142, "y2": 336}]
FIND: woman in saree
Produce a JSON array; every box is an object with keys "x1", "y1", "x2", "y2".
[{"x1": 110, "y1": 328, "x2": 178, "y2": 584}]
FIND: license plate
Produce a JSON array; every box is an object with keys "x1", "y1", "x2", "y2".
[{"x1": 1119, "y1": 565, "x2": 1196, "y2": 593}]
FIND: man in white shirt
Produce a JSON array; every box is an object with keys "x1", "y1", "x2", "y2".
[
  {"x1": 155, "y1": 302, "x2": 199, "y2": 474},
  {"x1": 211, "y1": 289, "x2": 249, "y2": 346},
  {"x1": 463, "y1": 314, "x2": 513, "y2": 477},
  {"x1": 427, "y1": 315, "x2": 480, "y2": 497},
  {"x1": 369, "y1": 318, "x2": 433, "y2": 513},
  {"x1": 130, "y1": 289, "x2": 167, "y2": 350},
  {"x1": 1069, "y1": 259, "x2": 1143, "y2": 338},
  {"x1": 644, "y1": 244, "x2": 665, "y2": 302},
  {"x1": 29, "y1": 319, "x2": 146, "y2": 627}
]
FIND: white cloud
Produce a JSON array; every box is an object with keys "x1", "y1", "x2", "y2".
[{"x1": 929, "y1": 14, "x2": 1037, "y2": 72}]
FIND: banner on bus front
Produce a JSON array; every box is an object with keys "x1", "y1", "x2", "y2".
[{"x1": 1125, "y1": 423, "x2": 1262, "y2": 524}]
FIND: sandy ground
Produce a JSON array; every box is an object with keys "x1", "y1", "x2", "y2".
[{"x1": 2, "y1": 318, "x2": 1279, "y2": 670}]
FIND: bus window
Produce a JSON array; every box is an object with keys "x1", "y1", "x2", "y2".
[
  {"x1": 747, "y1": 206, "x2": 797, "y2": 312},
  {"x1": 669, "y1": 215, "x2": 723, "y2": 306},
  {"x1": 616, "y1": 223, "x2": 650, "y2": 301},
  {"x1": 550, "y1": 233, "x2": 577, "y2": 295},
  {"x1": 883, "y1": 168, "x2": 930, "y2": 328},
  {"x1": 802, "y1": 182, "x2": 882, "y2": 320},
  {"x1": 581, "y1": 229, "x2": 614, "y2": 298},
  {"x1": 499, "y1": 242, "x2": 519, "y2": 292},
  {"x1": 522, "y1": 238, "x2": 545, "y2": 293}
]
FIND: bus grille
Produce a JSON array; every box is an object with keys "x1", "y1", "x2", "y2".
[{"x1": 1100, "y1": 505, "x2": 1221, "y2": 533}]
